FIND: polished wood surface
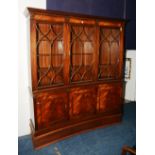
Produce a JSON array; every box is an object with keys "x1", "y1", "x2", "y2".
[
  {"x1": 27, "y1": 7, "x2": 125, "y2": 149},
  {"x1": 69, "y1": 86, "x2": 97, "y2": 120},
  {"x1": 97, "y1": 83, "x2": 123, "y2": 113},
  {"x1": 35, "y1": 92, "x2": 68, "y2": 130},
  {"x1": 30, "y1": 114, "x2": 122, "y2": 149},
  {"x1": 30, "y1": 19, "x2": 38, "y2": 90},
  {"x1": 26, "y1": 7, "x2": 125, "y2": 22}
]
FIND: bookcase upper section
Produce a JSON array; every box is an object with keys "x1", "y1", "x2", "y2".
[{"x1": 27, "y1": 7, "x2": 125, "y2": 91}]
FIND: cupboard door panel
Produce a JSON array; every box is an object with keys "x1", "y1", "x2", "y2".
[
  {"x1": 69, "y1": 87, "x2": 97, "y2": 120},
  {"x1": 97, "y1": 83, "x2": 123, "y2": 113},
  {"x1": 35, "y1": 92, "x2": 68, "y2": 129}
]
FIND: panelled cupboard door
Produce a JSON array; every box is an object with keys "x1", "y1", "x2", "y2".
[
  {"x1": 35, "y1": 92, "x2": 68, "y2": 129},
  {"x1": 97, "y1": 83, "x2": 123, "y2": 113},
  {"x1": 69, "y1": 86, "x2": 97, "y2": 120},
  {"x1": 69, "y1": 18, "x2": 97, "y2": 83},
  {"x1": 31, "y1": 17, "x2": 66, "y2": 90}
]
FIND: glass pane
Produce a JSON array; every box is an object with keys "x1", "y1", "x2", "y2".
[
  {"x1": 98, "y1": 28, "x2": 120, "y2": 80},
  {"x1": 70, "y1": 25, "x2": 95, "y2": 83},
  {"x1": 38, "y1": 41, "x2": 51, "y2": 55},
  {"x1": 36, "y1": 23, "x2": 64, "y2": 88}
]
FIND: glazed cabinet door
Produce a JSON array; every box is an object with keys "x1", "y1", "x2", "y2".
[
  {"x1": 97, "y1": 83, "x2": 123, "y2": 113},
  {"x1": 98, "y1": 27, "x2": 120, "y2": 80},
  {"x1": 34, "y1": 92, "x2": 68, "y2": 130},
  {"x1": 69, "y1": 86, "x2": 97, "y2": 120},
  {"x1": 69, "y1": 18, "x2": 97, "y2": 83},
  {"x1": 98, "y1": 22, "x2": 124, "y2": 80},
  {"x1": 30, "y1": 18, "x2": 66, "y2": 90}
]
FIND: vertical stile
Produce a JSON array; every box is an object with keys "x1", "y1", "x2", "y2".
[
  {"x1": 119, "y1": 23, "x2": 125, "y2": 79},
  {"x1": 30, "y1": 19, "x2": 38, "y2": 91},
  {"x1": 63, "y1": 18, "x2": 70, "y2": 85},
  {"x1": 94, "y1": 21, "x2": 100, "y2": 81}
]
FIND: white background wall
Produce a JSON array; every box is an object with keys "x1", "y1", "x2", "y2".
[
  {"x1": 124, "y1": 50, "x2": 136, "y2": 101},
  {"x1": 18, "y1": 0, "x2": 46, "y2": 137}
]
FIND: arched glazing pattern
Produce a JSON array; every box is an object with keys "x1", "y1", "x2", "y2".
[
  {"x1": 36, "y1": 23, "x2": 64, "y2": 88},
  {"x1": 98, "y1": 28, "x2": 120, "y2": 80},
  {"x1": 70, "y1": 25, "x2": 95, "y2": 83}
]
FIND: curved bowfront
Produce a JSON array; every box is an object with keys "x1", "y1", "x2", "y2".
[{"x1": 27, "y1": 7, "x2": 125, "y2": 149}]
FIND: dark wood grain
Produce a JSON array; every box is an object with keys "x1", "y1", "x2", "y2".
[
  {"x1": 35, "y1": 92, "x2": 69, "y2": 130},
  {"x1": 93, "y1": 23, "x2": 100, "y2": 81},
  {"x1": 30, "y1": 19, "x2": 38, "y2": 91},
  {"x1": 27, "y1": 7, "x2": 125, "y2": 149},
  {"x1": 63, "y1": 21, "x2": 70, "y2": 85},
  {"x1": 97, "y1": 83, "x2": 123, "y2": 113},
  {"x1": 69, "y1": 86, "x2": 97, "y2": 120},
  {"x1": 119, "y1": 23, "x2": 125, "y2": 79},
  {"x1": 26, "y1": 7, "x2": 126, "y2": 22},
  {"x1": 30, "y1": 113, "x2": 122, "y2": 149}
]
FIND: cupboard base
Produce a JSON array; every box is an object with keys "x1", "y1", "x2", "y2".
[{"x1": 30, "y1": 113, "x2": 122, "y2": 149}]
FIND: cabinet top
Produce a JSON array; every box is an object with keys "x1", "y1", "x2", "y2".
[{"x1": 25, "y1": 7, "x2": 126, "y2": 23}]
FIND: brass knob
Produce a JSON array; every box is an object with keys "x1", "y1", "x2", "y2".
[{"x1": 120, "y1": 27, "x2": 123, "y2": 32}]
